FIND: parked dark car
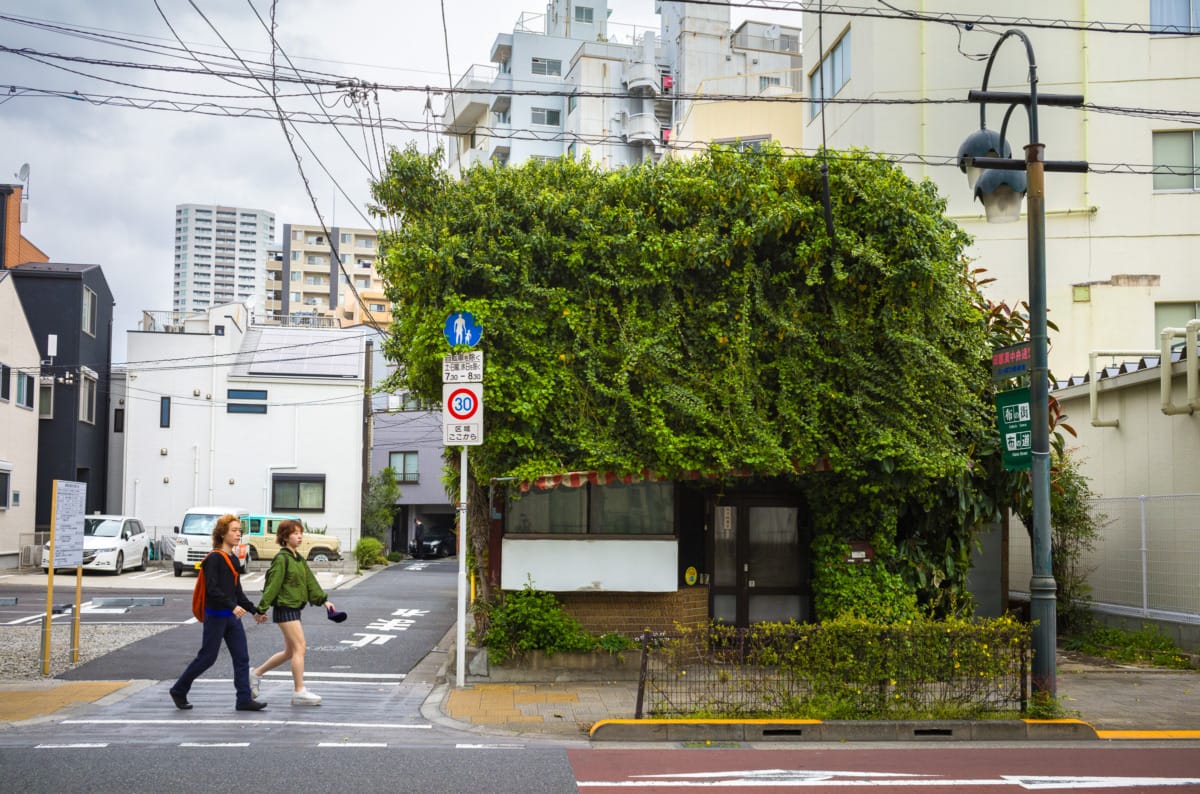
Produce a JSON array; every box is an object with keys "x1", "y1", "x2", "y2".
[{"x1": 408, "y1": 524, "x2": 456, "y2": 559}]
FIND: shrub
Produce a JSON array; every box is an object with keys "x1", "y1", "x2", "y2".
[
  {"x1": 812, "y1": 534, "x2": 921, "y2": 623},
  {"x1": 481, "y1": 583, "x2": 595, "y2": 665},
  {"x1": 386, "y1": 551, "x2": 404, "y2": 563},
  {"x1": 354, "y1": 537, "x2": 385, "y2": 568}
]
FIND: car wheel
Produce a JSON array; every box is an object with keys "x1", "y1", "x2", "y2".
[
  {"x1": 308, "y1": 549, "x2": 331, "y2": 563},
  {"x1": 247, "y1": 545, "x2": 258, "y2": 561},
  {"x1": 113, "y1": 552, "x2": 124, "y2": 576},
  {"x1": 140, "y1": 548, "x2": 149, "y2": 570}
]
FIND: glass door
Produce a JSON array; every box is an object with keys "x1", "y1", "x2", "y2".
[{"x1": 710, "y1": 496, "x2": 810, "y2": 626}]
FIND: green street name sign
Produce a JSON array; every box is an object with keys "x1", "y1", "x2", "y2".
[{"x1": 995, "y1": 387, "x2": 1032, "y2": 471}]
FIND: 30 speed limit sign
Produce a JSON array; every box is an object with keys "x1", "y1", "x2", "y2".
[{"x1": 442, "y1": 383, "x2": 483, "y2": 445}]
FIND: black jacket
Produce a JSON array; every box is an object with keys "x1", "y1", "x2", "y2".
[{"x1": 202, "y1": 550, "x2": 258, "y2": 615}]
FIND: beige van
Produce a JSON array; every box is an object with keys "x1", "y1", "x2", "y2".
[{"x1": 242, "y1": 514, "x2": 341, "y2": 563}]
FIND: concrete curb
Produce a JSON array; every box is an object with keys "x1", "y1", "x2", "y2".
[{"x1": 588, "y1": 717, "x2": 1100, "y2": 742}]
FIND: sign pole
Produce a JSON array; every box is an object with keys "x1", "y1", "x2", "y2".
[
  {"x1": 456, "y1": 446, "x2": 468, "y2": 689},
  {"x1": 41, "y1": 482, "x2": 58, "y2": 676}
]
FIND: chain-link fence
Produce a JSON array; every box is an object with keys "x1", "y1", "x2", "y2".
[{"x1": 1010, "y1": 494, "x2": 1200, "y2": 623}]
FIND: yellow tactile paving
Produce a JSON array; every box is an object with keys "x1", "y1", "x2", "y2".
[{"x1": 0, "y1": 681, "x2": 130, "y2": 722}]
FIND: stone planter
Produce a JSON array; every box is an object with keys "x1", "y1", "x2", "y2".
[{"x1": 466, "y1": 646, "x2": 641, "y2": 683}]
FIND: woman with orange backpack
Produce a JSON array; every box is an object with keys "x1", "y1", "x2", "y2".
[{"x1": 169, "y1": 514, "x2": 268, "y2": 711}]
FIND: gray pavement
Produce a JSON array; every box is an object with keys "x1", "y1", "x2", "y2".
[{"x1": 2, "y1": 564, "x2": 1198, "y2": 742}]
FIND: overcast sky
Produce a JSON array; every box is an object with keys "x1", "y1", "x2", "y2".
[{"x1": 1, "y1": 1, "x2": 798, "y2": 360}]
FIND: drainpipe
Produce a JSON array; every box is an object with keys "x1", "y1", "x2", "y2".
[
  {"x1": 1089, "y1": 349, "x2": 1156, "y2": 427},
  {"x1": 1161, "y1": 319, "x2": 1200, "y2": 415}
]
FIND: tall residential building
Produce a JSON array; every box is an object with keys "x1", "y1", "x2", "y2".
[
  {"x1": 173, "y1": 204, "x2": 276, "y2": 314},
  {"x1": 267, "y1": 223, "x2": 392, "y2": 328},
  {"x1": 443, "y1": 0, "x2": 802, "y2": 174},
  {"x1": 800, "y1": 2, "x2": 1200, "y2": 378}
]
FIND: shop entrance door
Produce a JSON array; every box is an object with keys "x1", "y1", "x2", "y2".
[{"x1": 710, "y1": 496, "x2": 810, "y2": 626}]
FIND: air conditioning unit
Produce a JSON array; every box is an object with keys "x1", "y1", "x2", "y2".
[{"x1": 20, "y1": 545, "x2": 38, "y2": 568}]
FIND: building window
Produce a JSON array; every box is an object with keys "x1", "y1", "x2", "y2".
[
  {"x1": 531, "y1": 57, "x2": 562, "y2": 76},
  {"x1": 759, "y1": 75, "x2": 782, "y2": 92},
  {"x1": 575, "y1": 5, "x2": 594, "y2": 23},
  {"x1": 809, "y1": 29, "x2": 851, "y2": 119},
  {"x1": 1150, "y1": 0, "x2": 1200, "y2": 32},
  {"x1": 113, "y1": 407, "x2": 124, "y2": 433},
  {"x1": 228, "y1": 403, "x2": 267, "y2": 414},
  {"x1": 1155, "y1": 301, "x2": 1200, "y2": 337},
  {"x1": 160, "y1": 396, "x2": 171, "y2": 428},
  {"x1": 228, "y1": 389, "x2": 268, "y2": 400},
  {"x1": 15, "y1": 372, "x2": 34, "y2": 410},
  {"x1": 389, "y1": 451, "x2": 419, "y2": 484},
  {"x1": 82, "y1": 287, "x2": 98, "y2": 337},
  {"x1": 531, "y1": 107, "x2": 561, "y2": 126},
  {"x1": 568, "y1": 93, "x2": 578, "y2": 114},
  {"x1": 0, "y1": 468, "x2": 9, "y2": 510},
  {"x1": 0, "y1": 363, "x2": 9, "y2": 401},
  {"x1": 272, "y1": 474, "x2": 326, "y2": 512},
  {"x1": 714, "y1": 135, "x2": 772, "y2": 152},
  {"x1": 38, "y1": 378, "x2": 53, "y2": 418},
  {"x1": 79, "y1": 371, "x2": 96, "y2": 423},
  {"x1": 1152, "y1": 130, "x2": 1199, "y2": 191},
  {"x1": 505, "y1": 480, "x2": 674, "y2": 536}
]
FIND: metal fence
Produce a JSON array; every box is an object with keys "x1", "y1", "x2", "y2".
[
  {"x1": 635, "y1": 623, "x2": 1030, "y2": 720},
  {"x1": 1009, "y1": 494, "x2": 1200, "y2": 624}
]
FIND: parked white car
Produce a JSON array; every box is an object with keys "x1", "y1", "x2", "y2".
[{"x1": 43, "y1": 515, "x2": 151, "y2": 575}]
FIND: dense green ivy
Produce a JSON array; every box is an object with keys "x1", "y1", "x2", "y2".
[{"x1": 371, "y1": 144, "x2": 1008, "y2": 608}]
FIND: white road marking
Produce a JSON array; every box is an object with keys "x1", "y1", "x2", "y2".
[
  {"x1": 180, "y1": 742, "x2": 250, "y2": 748},
  {"x1": 64, "y1": 718, "x2": 430, "y2": 729},
  {"x1": 36, "y1": 743, "x2": 109, "y2": 749},
  {"x1": 456, "y1": 743, "x2": 526, "y2": 750},
  {"x1": 263, "y1": 671, "x2": 406, "y2": 680},
  {"x1": 318, "y1": 742, "x2": 387, "y2": 748},
  {"x1": 576, "y1": 771, "x2": 1200, "y2": 789}
]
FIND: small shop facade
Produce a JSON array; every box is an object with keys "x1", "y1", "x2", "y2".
[{"x1": 486, "y1": 471, "x2": 819, "y2": 634}]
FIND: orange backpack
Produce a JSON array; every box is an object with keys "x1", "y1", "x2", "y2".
[{"x1": 191, "y1": 550, "x2": 240, "y2": 622}]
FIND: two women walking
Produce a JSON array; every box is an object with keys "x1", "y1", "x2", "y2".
[{"x1": 170, "y1": 516, "x2": 336, "y2": 710}]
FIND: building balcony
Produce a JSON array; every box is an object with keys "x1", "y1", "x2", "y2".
[
  {"x1": 625, "y1": 112, "x2": 666, "y2": 144},
  {"x1": 444, "y1": 63, "x2": 498, "y2": 135},
  {"x1": 624, "y1": 61, "x2": 662, "y2": 94}
]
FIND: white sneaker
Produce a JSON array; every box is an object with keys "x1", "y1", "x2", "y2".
[
  {"x1": 249, "y1": 671, "x2": 262, "y2": 700},
  {"x1": 291, "y1": 688, "x2": 322, "y2": 706}
]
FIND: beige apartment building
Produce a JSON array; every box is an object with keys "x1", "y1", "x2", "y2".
[{"x1": 266, "y1": 223, "x2": 392, "y2": 328}]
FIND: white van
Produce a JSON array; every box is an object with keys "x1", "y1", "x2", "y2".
[{"x1": 172, "y1": 505, "x2": 249, "y2": 577}]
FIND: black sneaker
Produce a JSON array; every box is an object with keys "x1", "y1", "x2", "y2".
[
  {"x1": 236, "y1": 699, "x2": 268, "y2": 711},
  {"x1": 169, "y1": 690, "x2": 193, "y2": 710}
]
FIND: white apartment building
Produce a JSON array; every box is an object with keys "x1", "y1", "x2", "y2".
[
  {"x1": 116, "y1": 302, "x2": 367, "y2": 549},
  {"x1": 0, "y1": 271, "x2": 40, "y2": 569},
  {"x1": 173, "y1": 204, "x2": 276, "y2": 315},
  {"x1": 267, "y1": 223, "x2": 391, "y2": 328},
  {"x1": 801, "y1": 2, "x2": 1200, "y2": 380},
  {"x1": 444, "y1": 1, "x2": 802, "y2": 173}
]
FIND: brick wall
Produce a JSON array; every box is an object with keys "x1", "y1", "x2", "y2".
[{"x1": 556, "y1": 587, "x2": 710, "y2": 636}]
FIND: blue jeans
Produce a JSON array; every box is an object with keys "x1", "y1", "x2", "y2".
[{"x1": 171, "y1": 613, "x2": 252, "y2": 705}]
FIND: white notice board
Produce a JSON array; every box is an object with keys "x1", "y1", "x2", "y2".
[{"x1": 50, "y1": 480, "x2": 87, "y2": 568}]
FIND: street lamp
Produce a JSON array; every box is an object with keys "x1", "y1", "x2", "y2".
[{"x1": 958, "y1": 29, "x2": 1088, "y2": 697}]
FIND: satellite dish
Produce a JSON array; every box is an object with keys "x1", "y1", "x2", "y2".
[{"x1": 17, "y1": 163, "x2": 29, "y2": 182}]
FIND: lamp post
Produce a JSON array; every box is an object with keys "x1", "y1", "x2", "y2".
[{"x1": 958, "y1": 30, "x2": 1088, "y2": 696}]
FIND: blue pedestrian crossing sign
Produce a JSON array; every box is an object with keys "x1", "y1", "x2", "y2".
[{"x1": 444, "y1": 311, "x2": 482, "y2": 349}]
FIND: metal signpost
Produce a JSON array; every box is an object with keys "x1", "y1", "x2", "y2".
[
  {"x1": 443, "y1": 312, "x2": 483, "y2": 689},
  {"x1": 42, "y1": 480, "x2": 86, "y2": 674}
]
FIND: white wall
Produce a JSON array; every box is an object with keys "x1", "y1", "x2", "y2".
[
  {"x1": 121, "y1": 312, "x2": 364, "y2": 542},
  {"x1": 802, "y1": 1, "x2": 1200, "y2": 379},
  {"x1": 0, "y1": 275, "x2": 40, "y2": 563},
  {"x1": 501, "y1": 537, "x2": 678, "y2": 591}
]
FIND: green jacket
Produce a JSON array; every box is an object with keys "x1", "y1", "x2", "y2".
[{"x1": 257, "y1": 549, "x2": 327, "y2": 612}]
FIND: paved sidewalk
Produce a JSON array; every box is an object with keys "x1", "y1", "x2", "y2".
[{"x1": 424, "y1": 648, "x2": 1200, "y2": 742}]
